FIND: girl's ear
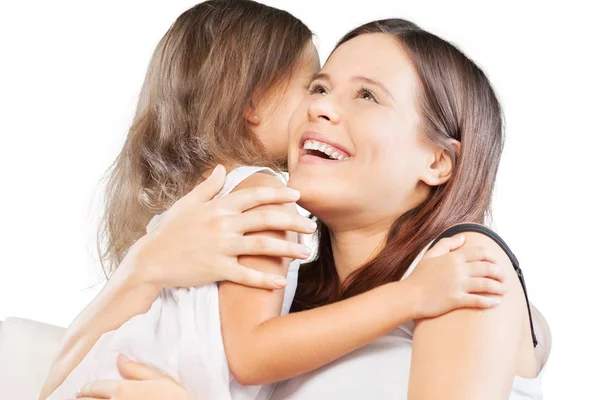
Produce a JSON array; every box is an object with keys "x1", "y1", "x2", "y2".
[{"x1": 244, "y1": 103, "x2": 260, "y2": 125}]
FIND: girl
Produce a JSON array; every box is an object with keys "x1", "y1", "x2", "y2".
[{"x1": 44, "y1": 3, "x2": 508, "y2": 400}]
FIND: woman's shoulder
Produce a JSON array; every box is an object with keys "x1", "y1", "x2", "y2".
[
  {"x1": 430, "y1": 223, "x2": 512, "y2": 254},
  {"x1": 429, "y1": 223, "x2": 521, "y2": 282},
  {"x1": 441, "y1": 226, "x2": 525, "y2": 313}
]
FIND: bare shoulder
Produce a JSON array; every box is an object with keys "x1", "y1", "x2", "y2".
[
  {"x1": 415, "y1": 229, "x2": 528, "y2": 344},
  {"x1": 409, "y1": 230, "x2": 532, "y2": 398}
]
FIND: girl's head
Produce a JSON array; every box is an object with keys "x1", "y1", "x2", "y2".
[
  {"x1": 290, "y1": 19, "x2": 503, "y2": 310},
  {"x1": 100, "y1": 0, "x2": 316, "y2": 275}
]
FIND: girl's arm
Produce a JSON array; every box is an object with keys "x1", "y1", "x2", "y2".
[
  {"x1": 220, "y1": 174, "x2": 506, "y2": 385},
  {"x1": 39, "y1": 167, "x2": 314, "y2": 400},
  {"x1": 38, "y1": 252, "x2": 161, "y2": 400},
  {"x1": 407, "y1": 231, "x2": 532, "y2": 400}
]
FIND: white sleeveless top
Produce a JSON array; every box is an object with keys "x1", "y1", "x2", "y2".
[
  {"x1": 48, "y1": 166, "x2": 301, "y2": 400},
  {"x1": 269, "y1": 246, "x2": 550, "y2": 400}
]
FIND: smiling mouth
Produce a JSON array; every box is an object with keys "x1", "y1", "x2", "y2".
[{"x1": 302, "y1": 139, "x2": 350, "y2": 161}]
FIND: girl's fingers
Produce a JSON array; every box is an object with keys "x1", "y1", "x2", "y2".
[
  {"x1": 424, "y1": 235, "x2": 465, "y2": 258},
  {"x1": 219, "y1": 186, "x2": 301, "y2": 213},
  {"x1": 457, "y1": 245, "x2": 499, "y2": 264},
  {"x1": 224, "y1": 262, "x2": 288, "y2": 290},
  {"x1": 229, "y1": 236, "x2": 312, "y2": 259},
  {"x1": 466, "y1": 261, "x2": 505, "y2": 282},
  {"x1": 467, "y1": 277, "x2": 507, "y2": 295},
  {"x1": 461, "y1": 294, "x2": 501, "y2": 309},
  {"x1": 231, "y1": 210, "x2": 316, "y2": 234},
  {"x1": 189, "y1": 164, "x2": 227, "y2": 202}
]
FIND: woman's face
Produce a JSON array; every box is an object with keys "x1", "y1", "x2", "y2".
[{"x1": 288, "y1": 33, "x2": 438, "y2": 228}]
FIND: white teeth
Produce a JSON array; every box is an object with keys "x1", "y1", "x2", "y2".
[
  {"x1": 302, "y1": 139, "x2": 349, "y2": 160},
  {"x1": 302, "y1": 140, "x2": 320, "y2": 151}
]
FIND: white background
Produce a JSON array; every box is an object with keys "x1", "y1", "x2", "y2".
[{"x1": 1, "y1": 0, "x2": 598, "y2": 398}]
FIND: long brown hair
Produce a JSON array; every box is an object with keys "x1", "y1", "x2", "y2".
[
  {"x1": 292, "y1": 19, "x2": 504, "y2": 311},
  {"x1": 98, "y1": 0, "x2": 312, "y2": 276}
]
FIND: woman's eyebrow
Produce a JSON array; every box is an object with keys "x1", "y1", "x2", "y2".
[
  {"x1": 310, "y1": 73, "x2": 395, "y2": 102},
  {"x1": 311, "y1": 72, "x2": 331, "y2": 82},
  {"x1": 352, "y1": 76, "x2": 395, "y2": 102}
]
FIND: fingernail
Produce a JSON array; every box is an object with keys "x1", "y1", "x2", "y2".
[
  {"x1": 273, "y1": 276, "x2": 287, "y2": 287},
  {"x1": 305, "y1": 220, "x2": 317, "y2": 231},
  {"x1": 118, "y1": 353, "x2": 131, "y2": 362},
  {"x1": 301, "y1": 245, "x2": 312, "y2": 256},
  {"x1": 76, "y1": 385, "x2": 87, "y2": 397},
  {"x1": 288, "y1": 188, "x2": 301, "y2": 198},
  {"x1": 210, "y1": 164, "x2": 224, "y2": 177}
]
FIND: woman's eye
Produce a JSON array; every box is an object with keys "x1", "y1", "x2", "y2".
[
  {"x1": 357, "y1": 88, "x2": 377, "y2": 103},
  {"x1": 308, "y1": 83, "x2": 327, "y2": 95}
]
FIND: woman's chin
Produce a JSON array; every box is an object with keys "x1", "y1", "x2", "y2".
[
  {"x1": 289, "y1": 178, "x2": 328, "y2": 212},
  {"x1": 289, "y1": 165, "x2": 357, "y2": 217}
]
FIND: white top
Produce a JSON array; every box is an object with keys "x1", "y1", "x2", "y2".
[
  {"x1": 269, "y1": 246, "x2": 550, "y2": 400},
  {"x1": 48, "y1": 166, "x2": 301, "y2": 400}
]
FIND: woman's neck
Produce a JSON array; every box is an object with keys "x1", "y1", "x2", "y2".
[{"x1": 329, "y1": 218, "x2": 395, "y2": 281}]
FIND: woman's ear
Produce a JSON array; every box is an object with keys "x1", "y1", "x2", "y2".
[
  {"x1": 420, "y1": 140, "x2": 460, "y2": 186},
  {"x1": 244, "y1": 103, "x2": 261, "y2": 126}
]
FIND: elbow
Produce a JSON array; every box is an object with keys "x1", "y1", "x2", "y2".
[
  {"x1": 226, "y1": 341, "x2": 279, "y2": 386},
  {"x1": 224, "y1": 329, "x2": 278, "y2": 385},
  {"x1": 231, "y1": 371, "x2": 262, "y2": 387},
  {"x1": 228, "y1": 355, "x2": 268, "y2": 386}
]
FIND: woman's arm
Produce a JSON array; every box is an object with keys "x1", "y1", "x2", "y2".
[
  {"x1": 221, "y1": 176, "x2": 507, "y2": 385},
  {"x1": 408, "y1": 231, "x2": 532, "y2": 400},
  {"x1": 75, "y1": 355, "x2": 190, "y2": 400},
  {"x1": 39, "y1": 166, "x2": 315, "y2": 399}
]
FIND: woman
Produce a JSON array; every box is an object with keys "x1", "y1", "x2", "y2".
[{"x1": 47, "y1": 19, "x2": 549, "y2": 400}]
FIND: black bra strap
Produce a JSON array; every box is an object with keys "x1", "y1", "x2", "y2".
[{"x1": 430, "y1": 223, "x2": 538, "y2": 348}]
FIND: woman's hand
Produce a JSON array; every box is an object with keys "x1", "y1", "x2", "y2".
[
  {"x1": 74, "y1": 355, "x2": 189, "y2": 400},
  {"x1": 405, "y1": 235, "x2": 507, "y2": 318},
  {"x1": 130, "y1": 165, "x2": 316, "y2": 291}
]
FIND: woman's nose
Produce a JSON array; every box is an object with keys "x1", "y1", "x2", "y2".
[{"x1": 307, "y1": 95, "x2": 340, "y2": 124}]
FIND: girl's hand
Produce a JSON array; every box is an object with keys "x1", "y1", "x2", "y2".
[
  {"x1": 406, "y1": 235, "x2": 507, "y2": 318},
  {"x1": 37, "y1": 166, "x2": 316, "y2": 400},
  {"x1": 129, "y1": 165, "x2": 316, "y2": 291},
  {"x1": 74, "y1": 355, "x2": 189, "y2": 400}
]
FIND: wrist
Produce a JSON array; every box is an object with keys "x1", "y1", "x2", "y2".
[
  {"x1": 106, "y1": 259, "x2": 162, "y2": 319},
  {"x1": 390, "y1": 280, "x2": 423, "y2": 321},
  {"x1": 113, "y1": 236, "x2": 163, "y2": 299}
]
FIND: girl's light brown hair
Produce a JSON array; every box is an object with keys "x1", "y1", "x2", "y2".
[
  {"x1": 98, "y1": 0, "x2": 312, "y2": 276},
  {"x1": 292, "y1": 19, "x2": 504, "y2": 311}
]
